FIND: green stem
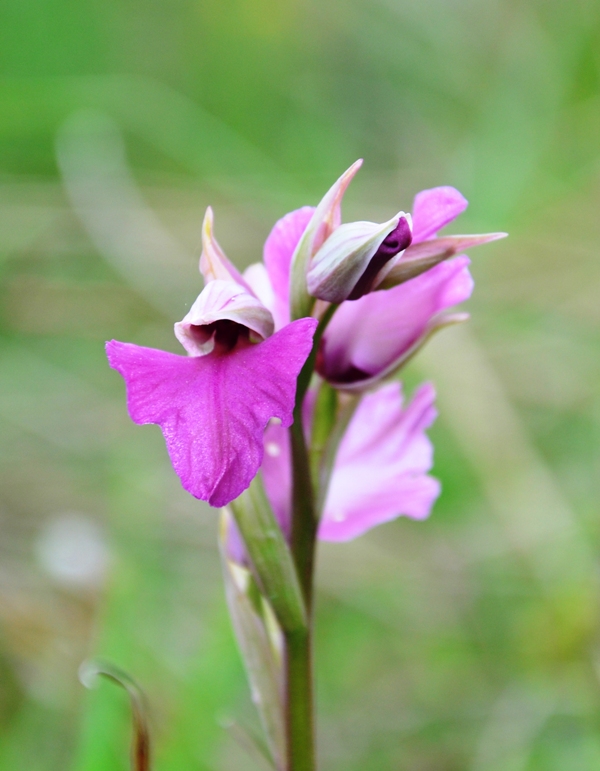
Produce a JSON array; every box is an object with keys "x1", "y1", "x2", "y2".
[
  {"x1": 283, "y1": 412, "x2": 317, "y2": 771},
  {"x1": 283, "y1": 628, "x2": 314, "y2": 771},
  {"x1": 282, "y1": 306, "x2": 339, "y2": 771}
]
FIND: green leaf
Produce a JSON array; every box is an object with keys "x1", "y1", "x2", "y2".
[
  {"x1": 219, "y1": 517, "x2": 285, "y2": 771},
  {"x1": 228, "y1": 474, "x2": 307, "y2": 633}
]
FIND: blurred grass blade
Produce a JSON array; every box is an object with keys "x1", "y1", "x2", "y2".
[
  {"x1": 220, "y1": 511, "x2": 285, "y2": 771},
  {"x1": 221, "y1": 718, "x2": 277, "y2": 771},
  {"x1": 56, "y1": 110, "x2": 193, "y2": 317},
  {"x1": 79, "y1": 660, "x2": 151, "y2": 771}
]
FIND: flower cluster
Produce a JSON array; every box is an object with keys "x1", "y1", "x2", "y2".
[{"x1": 107, "y1": 160, "x2": 504, "y2": 539}]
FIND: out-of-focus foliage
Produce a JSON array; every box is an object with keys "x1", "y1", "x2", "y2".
[{"x1": 0, "y1": 0, "x2": 599, "y2": 769}]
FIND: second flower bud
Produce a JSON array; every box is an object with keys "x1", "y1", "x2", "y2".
[{"x1": 306, "y1": 213, "x2": 412, "y2": 303}]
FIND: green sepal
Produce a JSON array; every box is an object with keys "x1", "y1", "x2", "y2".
[{"x1": 309, "y1": 380, "x2": 338, "y2": 486}]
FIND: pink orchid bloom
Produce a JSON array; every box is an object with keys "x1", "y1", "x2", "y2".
[
  {"x1": 259, "y1": 381, "x2": 440, "y2": 542},
  {"x1": 247, "y1": 179, "x2": 496, "y2": 390},
  {"x1": 317, "y1": 255, "x2": 473, "y2": 388},
  {"x1": 317, "y1": 187, "x2": 476, "y2": 388},
  {"x1": 107, "y1": 218, "x2": 318, "y2": 508}
]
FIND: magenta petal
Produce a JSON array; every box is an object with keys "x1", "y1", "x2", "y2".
[
  {"x1": 263, "y1": 207, "x2": 315, "y2": 329},
  {"x1": 319, "y1": 383, "x2": 440, "y2": 541},
  {"x1": 106, "y1": 318, "x2": 317, "y2": 507},
  {"x1": 320, "y1": 256, "x2": 473, "y2": 383},
  {"x1": 412, "y1": 186, "x2": 468, "y2": 243}
]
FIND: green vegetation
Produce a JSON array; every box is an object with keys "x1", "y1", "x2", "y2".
[{"x1": 1, "y1": 0, "x2": 599, "y2": 768}]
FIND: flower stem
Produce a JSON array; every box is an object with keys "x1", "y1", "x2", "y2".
[
  {"x1": 283, "y1": 626, "x2": 314, "y2": 771},
  {"x1": 284, "y1": 414, "x2": 317, "y2": 771},
  {"x1": 283, "y1": 303, "x2": 340, "y2": 771}
]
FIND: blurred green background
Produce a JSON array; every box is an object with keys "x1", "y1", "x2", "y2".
[{"x1": 1, "y1": 0, "x2": 599, "y2": 769}]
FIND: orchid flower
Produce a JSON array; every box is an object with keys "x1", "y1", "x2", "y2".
[
  {"x1": 105, "y1": 162, "x2": 505, "y2": 771},
  {"x1": 107, "y1": 212, "x2": 317, "y2": 508},
  {"x1": 246, "y1": 163, "x2": 504, "y2": 391},
  {"x1": 259, "y1": 380, "x2": 440, "y2": 543}
]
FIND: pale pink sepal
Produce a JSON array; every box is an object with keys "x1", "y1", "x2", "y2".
[
  {"x1": 289, "y1": 160, "x2": 363, "y2": 320},
  {"x1": 319, "y1": 382, "x2": 440, "y2": 541},
  {"x1": 199, "y1": 207, "x2": 253, "y2": 292},
  {"x1": 263, "y1": 206, "x2": 315, "y2": 329},
  {"x1": 243, "y1": 263, "x2": 276, "y2": 317},
  {"x1": 106, "y1": 317, "x2": 318, "y2": 508},
  {"x1": 403, "y1": 232, "x2": 507, "y2": 261},
  {"x1": 411, "y1": 186, "x2": 468, "y2": 243},
  {"x1": 259, "y1": 382, "x2": 440, "y2": 542},
  {"x1": 319, "y1": 256, "x2": 473, "y2": 387},
  {"x1": 174, "y1": 280, "x2": 275, "y2": 355}
]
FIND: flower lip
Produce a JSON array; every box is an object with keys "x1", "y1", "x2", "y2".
[
  {"x1": 347, "y1": 215, "x2": 412, "y2": 300},
  {"x1": 175, "y1": 279, "x2": 274, "y2": 357}
]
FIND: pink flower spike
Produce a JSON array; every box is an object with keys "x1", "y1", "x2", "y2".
[
  {"x1": 318, "y1": 256, "x2": 473, "y2": 389},
  {"x1": 411, "y1": 186, "x2": 468, "y2": 243},
  {"x1": 319, "y1": 382, "x2": 440, "y2": 541},
  {"x1": 107, "y1": 317, "x2": 317, "y2": 508}
]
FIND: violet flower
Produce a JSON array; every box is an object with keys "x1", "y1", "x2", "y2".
[
  {"x1": 260, "y1": 381, "x2": 440, "y2": 541},
  {"x1": 107, "y1": 214, "x2": 317, "y2": 508}
]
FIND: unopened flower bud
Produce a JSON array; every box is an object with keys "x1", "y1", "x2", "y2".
[
  {"x1": 289, "y1": 160, "x2": 363, "y2": 320},
  {"x1": 306, "y1": 213, "x2": 412, "y2": 303}
]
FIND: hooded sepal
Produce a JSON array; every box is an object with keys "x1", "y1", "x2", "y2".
[{"x1": 174, "y1": 280, "x2": 275, "y2": 356}]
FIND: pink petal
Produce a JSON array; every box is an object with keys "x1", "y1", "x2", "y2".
[
  {"x1": 243, "y1": 262, "x2": 276, "y2": 316},
  {"x1": 412, "y1": 186, "x2": 468, "y2": 243},
  {"x1": 260, "y1": 382, "x2": 441, "y2": 543},
  {"x1": 261, "y1": 419, "x2": 293, "y2": 538},
  {"x1": 402, "y1": 232, "x2": 507, "y2": 262},
  {"x1": 319, "y1": 475, "x2": 441, "y2": 541},
  {"x1": 106, "y1": 318, "x2": 317, "y2": 508},
  {"x1": 319, "y1": 383, "x2": 440, "y2": 541},
  {"x1": 319, "y1": 256, "x2": 473, "y2": 384},
  {"x1": 199, "y1": 207, "x2": 252, "y2": 291},
  {"x1": 263, "y1": 207, "x2": 315, "y2": 329}
]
